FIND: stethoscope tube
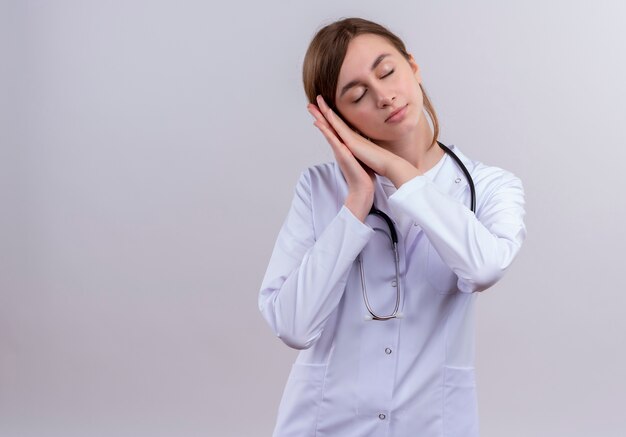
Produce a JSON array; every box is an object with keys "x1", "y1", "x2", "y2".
[
  {"x1": 360, "y1": 141, "x2": 476, "y2": 321},
  {"x1": 437, "y1": 141, "x2": 476, "y2": 213}
]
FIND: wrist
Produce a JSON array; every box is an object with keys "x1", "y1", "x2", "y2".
[
  {"x1": 345, "y1": 192, "x2": 373, "y2": 222},
  {"x1": 387, "y1": 158, "x2": 422, "y2": 188}
]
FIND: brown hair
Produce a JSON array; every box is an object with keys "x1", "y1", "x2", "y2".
[{"x1": 302, "y1": 17, "x2": 439, "y2": 148}]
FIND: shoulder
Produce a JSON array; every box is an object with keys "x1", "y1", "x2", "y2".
[
  {"x1": 295, "y1": 161, "x2": 343, "y2": 193},
  {"x1": 448, "y1": 144, "x2": 525, "y2": 218},
  {"x1": 292, "y1": 162, "x2": 345, "y2": 232},
  {"x1": 300, "y1": 161, "x2": 339, "y2": 181}
]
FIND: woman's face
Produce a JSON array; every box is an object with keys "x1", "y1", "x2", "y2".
[{"x1": 334, "y1": 33, "x2": 424, "y2": 142}]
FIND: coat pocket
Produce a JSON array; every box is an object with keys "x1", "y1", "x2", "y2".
[
  {"x1": 442, "y1": 366, "x2": 479, "y2": 437},
  {"x1": 426, "y1": 243, "x2": 459, "y2": 294},
  {"x1": 273, "y1": 363, "x2": 326, "y2": 437}
]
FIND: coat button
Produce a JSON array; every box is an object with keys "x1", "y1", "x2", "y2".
[
  {"x1": 391, "y1": 280, "x2": 397, "y2": 287},
  {"x1": 378, "y1": 413, "x2": 386, "y2": 420},
  {"x1": 385, "y1": 348, "x2": 392, "y2": 354}
]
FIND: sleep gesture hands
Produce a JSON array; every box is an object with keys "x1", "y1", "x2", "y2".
[{"x1": 307, "y1": 95, "x2": 419, "y2": 221}]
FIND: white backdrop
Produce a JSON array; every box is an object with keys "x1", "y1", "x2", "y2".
[{"x1": 1, "y1": 1, "x2": 625, "y2": 436}]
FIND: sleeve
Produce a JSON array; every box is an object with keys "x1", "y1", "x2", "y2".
[
  {"x1": 388, "y1": 169, "x2": 527, "y2": 293},
  {"x1": 258, "y1": 169, "x2": 375, "y2": 350}
]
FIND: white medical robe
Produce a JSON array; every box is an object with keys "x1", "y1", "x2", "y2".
[{"x1": 259, "y1": 144, "x2": 527, "y2": 437}]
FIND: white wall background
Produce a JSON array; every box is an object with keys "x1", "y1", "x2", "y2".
[{"x1": 1, "y1": 1, "x2": 625, "y2": 436}]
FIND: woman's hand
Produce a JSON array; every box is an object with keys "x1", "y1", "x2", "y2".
[
  {"x1": 310, "y1": 96, "x2": 400, "y2": 176},
  {"x1": 307, "y1": 100, "x2": 375, "y2": 222},
  {"x1": 310, "y1": 95, "x2": 420, "y2": 189}
]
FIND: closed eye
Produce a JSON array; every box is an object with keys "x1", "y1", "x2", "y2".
[{"x1": 353, "y1": 90, "x2": 367, "y2": 104}]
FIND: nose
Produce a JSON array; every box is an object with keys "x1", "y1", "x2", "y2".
[{"x1": 375, "y1": 88, "x2": 395, "y2": 108}]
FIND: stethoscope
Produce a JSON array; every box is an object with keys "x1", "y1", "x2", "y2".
[{"x1": 358, "y1": 141, "x2": 476, "y2": 321}]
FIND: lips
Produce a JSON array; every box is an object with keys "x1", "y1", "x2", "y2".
[{"x1": 385, "y1": 104, "x2": 408, "y2": 122}]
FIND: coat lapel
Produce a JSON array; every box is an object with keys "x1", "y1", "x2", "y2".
[{"x1": 433, "y1": 143, "x2": 472, "y2": 199}]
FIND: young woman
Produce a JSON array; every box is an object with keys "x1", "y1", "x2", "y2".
[{"x1": 258, "y1": 17, "x2": 526, "y2": 437}]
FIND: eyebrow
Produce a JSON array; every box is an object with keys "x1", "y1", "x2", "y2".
[{"x1": 339, "y1": 53, "x2": 391, "y2": 98}]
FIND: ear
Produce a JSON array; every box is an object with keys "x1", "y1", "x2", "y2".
[{"x1": 407, "y1": 54, "x2": 422, "y2": 84}]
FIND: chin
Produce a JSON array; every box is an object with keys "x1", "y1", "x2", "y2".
[
  {"x1": 362, "y1": 113, "x2": 421, "y2": 141},
  {"x1": 382, "y1": 121, "x2": 420, "y2": 140}
]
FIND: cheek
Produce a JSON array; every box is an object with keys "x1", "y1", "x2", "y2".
[
  {"x1": 353, "y1": 113, "x2": 379, "y2": 135},
  {"x1": 410, "y1": 80, "x2": 424, "y2": 102},
  {"x1": 338, "y1": 107, "x2": 371, "y2": 131},
  {"x1": 353, "y1": 108, "x2": 374, "y2": 122}
]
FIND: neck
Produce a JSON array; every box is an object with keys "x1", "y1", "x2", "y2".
[{"x1": 377, "y1": 110, "x2": 444, "y2": 174}]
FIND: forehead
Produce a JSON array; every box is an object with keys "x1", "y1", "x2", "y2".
[{"x1": 338, "y1": 34, "x2": 399, "y2": 81}]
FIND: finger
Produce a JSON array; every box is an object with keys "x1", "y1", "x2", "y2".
[
  {"x1": 315, "y1": 95, "x2": 357, "y2": 143},
  {"x1": 308, "y1": 104, "x2": 339, "y2": 138},
  {"x1": 314, "y1": 116, "x2": 375, "y2": 173},
  {"x1": 314, "y1": 121, "x2": 365, "y2": 174},
  {"x1": 313, "y1": 120, "x2": 348, "y2": 158},
  {"x1": 307, "y1": 104, "x2": 330, "y2": 129},
  {"x1": 310, "y1": 106, "x2": 345, "y2": 152},
  {"x1": 315, "y1": 120, "x2": 370, "y2": 185}
]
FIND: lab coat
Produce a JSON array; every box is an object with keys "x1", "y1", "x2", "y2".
[{"x1": 259, "y1": 144, "x2": 526, "y2": 437}]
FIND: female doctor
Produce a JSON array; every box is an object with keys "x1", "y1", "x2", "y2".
[{"x1": 259, "y1": 17, "x2": 526, "y2": 437}]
